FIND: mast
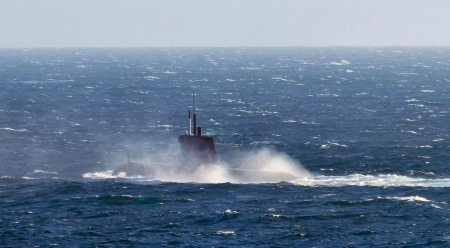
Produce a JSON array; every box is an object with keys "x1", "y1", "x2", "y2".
[
  {"x1": 193, "y1": 93, "x2": 197, "y2": 136},
  {"x1": 188, "y1": 110, "x2": 192, "y2": 135}
]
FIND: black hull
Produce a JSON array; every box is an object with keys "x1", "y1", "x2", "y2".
[{"x1": 112, "y1": 161, "x2": 297, "y2": 183}]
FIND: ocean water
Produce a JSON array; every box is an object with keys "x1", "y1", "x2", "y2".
[{"x1": 0, "y1": 47, "x2": 449, "y2": 247}]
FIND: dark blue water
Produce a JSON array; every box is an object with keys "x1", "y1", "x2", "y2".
[{"x1": 1, "y1": 47, "x2": 450, "y2": 246}]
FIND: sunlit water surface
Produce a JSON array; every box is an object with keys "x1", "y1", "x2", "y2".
[{"x1": 1, "y1": 47, "x2": 450, "y2": 246}]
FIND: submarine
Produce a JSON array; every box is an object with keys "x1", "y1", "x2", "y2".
[{"x1": 112, "y1": 95, "x2": 298, "y2": 183}]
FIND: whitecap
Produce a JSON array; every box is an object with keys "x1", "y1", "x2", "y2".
[
  {"x1": 83, "y1": 170, "x2": 116, "y2": 179},
  {"x1": 271, "y1": 77, "x2": 291, "y2": 82},
  {"x1": 216, "y1": 231, "x2": 235, "y2": 235},
  {"x1": 157, "y1": 125, "x2": 173, "y2": 128},
  {"x1": 127, "y1": 100, "x2": 144, "y2": 104},
  {"x1": 384, "y1": 196, "x2": 430, "y2": 202},
  {"x1": 419, "y1": 145, "x2": 433, "y2": 148},
  {"x1": 358, "y1": 107, "x2": 376, "y2": 112},
  {"x1": 326, "y1": 141, "x2": 348, "y2": 148},
  {"x1": 321, "y1": 145, "x2": 330, "y2": 149},
  {"x1": 402, "y1": 130, "x2": 420, "y2": 135},
  {"x1": 330, "y1": 60, "x2": 350, "y2": 66},
  {"x1": 239, "y1": 67, "x2": 261, "y2": 70},
  {"x1": 398, "y1": 72, "x2": 418, "y2": 75},
  {"x1": 291, "y1": 174, "x2": 450, "y2": 188},
  {"x1": 118, "y1": 195, "x2": 133, "y2": 198},
  {"x1": 162, "y1": 71, "x2": 177, "y2": 74},
  {"x1": 144, "y1": 76, "x2": 160, "y2": 80},
  {"x1": 33, "y1": 170, "x2": 58, "y2": 175},
  {"x1": 224, "y1": 209, "x2": 239, "y2": 214},
  {"x1": 330, "y1": 62, "x2": 343, "y2": 66},
  {"x1": 0, "y1": 128, "x2": 28, "y2": 132}
]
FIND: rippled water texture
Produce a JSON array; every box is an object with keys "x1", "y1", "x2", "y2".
[{"x1": 0, "y1": 47, "x2": 449, "y2": 246}]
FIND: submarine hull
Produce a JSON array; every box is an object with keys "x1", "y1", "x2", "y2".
[
  {"x1": 112, "y1": 99, "x2": 297, "y2": 183},
  {"x1": 112, "y1": 161, "x2": 297, "y2": 183}
]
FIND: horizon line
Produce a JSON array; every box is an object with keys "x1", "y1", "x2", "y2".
[{"x1": 1, "y1": 45, "x2": 450, "y2": 49}]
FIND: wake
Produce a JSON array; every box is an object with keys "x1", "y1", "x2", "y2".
[
  {"x1": 292, "y1": 174, "x2": 450, "y2": 187},
  {"x1": 82, "y1": 147, "x2": 450, "y2": 187},
  {"x1": 83, "y1": 171, "x2": 450, "y2": 187}
]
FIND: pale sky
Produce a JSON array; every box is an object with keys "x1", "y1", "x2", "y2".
[{"x1": 1, "y1": 0, "x2": 449, "y2": 48}]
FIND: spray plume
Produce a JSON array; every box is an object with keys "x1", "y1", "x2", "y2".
[{"x1": 84, "y1": 147, "x2": 312, "y2": 184}]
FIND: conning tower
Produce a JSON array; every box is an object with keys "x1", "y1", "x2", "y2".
[{"x1": 178, "y1": 94, "x2": 217, "y2": 166}]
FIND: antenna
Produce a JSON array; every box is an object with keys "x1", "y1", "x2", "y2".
[
  {"x1": 188, "y1": 109, "x2": 191, "y2": 135},
  {"x1": 193, "y1": 93, "x2": 196, "y2": 114},
  {"x1": 193, "y1": 93, "x2": 197, "y2": 135}
]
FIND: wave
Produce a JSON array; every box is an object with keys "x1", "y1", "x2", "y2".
[
  {"x1": 292, "y1": 174, "x2": 450, "y2": 187},
  {"x1": 383, "y1": 196, "x2": 430, "y2": 202},
  {"x1": 0, "y1": 128, "x2": 29, "y2": 132},
  {"x1": 83, "y1": 169, "x2": 450, "y2": 188}
]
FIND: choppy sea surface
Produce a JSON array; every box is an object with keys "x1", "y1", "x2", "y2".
[{"x1": 1, "y1": 47, "x2": 449, "y2": 247}]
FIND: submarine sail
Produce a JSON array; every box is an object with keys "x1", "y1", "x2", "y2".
[{"x1": 112, "y1": 94, "x2": 298, "y2": 183}]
